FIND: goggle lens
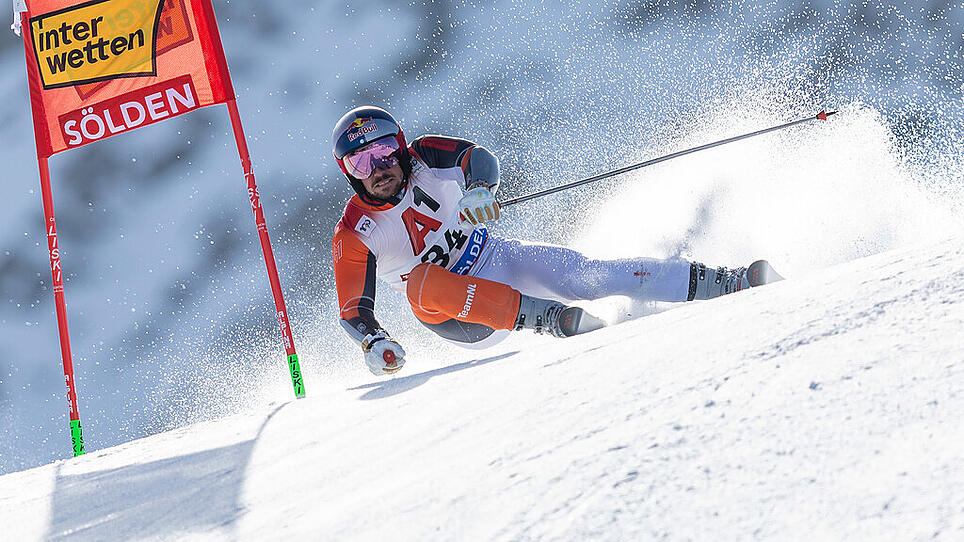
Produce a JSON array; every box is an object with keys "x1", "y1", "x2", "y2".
[{"x1": 344, "y1": 137, "x2": 400, "y2": 178}]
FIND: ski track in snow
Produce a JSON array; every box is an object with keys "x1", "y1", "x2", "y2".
[{"x1": 2, "y1": 236, "x2": 963, "y2": 541}]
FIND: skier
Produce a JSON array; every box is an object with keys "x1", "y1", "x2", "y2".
[{"x1": 331, "y1": 106, "x2": 779, "y2": 376}]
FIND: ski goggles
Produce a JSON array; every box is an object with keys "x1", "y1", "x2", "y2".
[{"x1": 343, "y1": 137, "x2": 400, "y2": 179}]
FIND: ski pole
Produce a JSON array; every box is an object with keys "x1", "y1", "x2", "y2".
[{"x1": 499, "y1": 110, "x2": 836, "y2": 208}]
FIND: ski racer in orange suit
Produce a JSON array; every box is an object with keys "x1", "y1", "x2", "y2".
[{"x1": 331, "y1": 106, "x2": 776, "y2": 376}]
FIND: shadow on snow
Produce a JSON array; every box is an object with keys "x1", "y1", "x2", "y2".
[
  {"x1": 348, "y1": 350, "x2": 520, "y2": 400},
  {"x1": 42, "y1": 404, "x2": 285, "y2": 541}
]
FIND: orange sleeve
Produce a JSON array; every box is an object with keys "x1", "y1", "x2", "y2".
[{"x1": 333, "y1": 223, "x2": 381, "y2": 343}]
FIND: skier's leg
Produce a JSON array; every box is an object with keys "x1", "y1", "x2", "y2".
[
  {"x1": 407, "y1": 273, "x2": 511, "y2": 350},
  {"x1": 473, "y1": 237, "x2": 758, "y2": 303},
  {"x1": 473, "y1": 237, "x2": 692, "y2": 302},
  {"x1": 412, "y1": 312, "x2": 511, "y2": 350},
  {"x1": 406, "y1": 262, "x2": 604, "y2": 344},
  {"x1": 407, "y1": 262, "x2": 520, "y2": 331}
]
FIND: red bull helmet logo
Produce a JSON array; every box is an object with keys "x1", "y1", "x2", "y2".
[{"x1": 347, "y1": 117, "x2": 377, "y2": 142}]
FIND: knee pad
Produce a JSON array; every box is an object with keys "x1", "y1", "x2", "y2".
[{"x1": 406, "y1": 262, "x2": 442, "y2": 312}]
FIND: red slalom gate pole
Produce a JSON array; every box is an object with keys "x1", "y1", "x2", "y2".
[
  {"x1": 37, "y1": 157, "x2": 85, "y2": 456},
  {"x1": 225, "y1": 99, "x2": 305, "y2": 398}
]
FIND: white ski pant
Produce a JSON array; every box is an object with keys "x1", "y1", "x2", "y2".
[
  {"x1": 470, "y1": 236, "x2": 692, "y2": 303},
  {"x1": 424, "y1": 235, "x2": 692, "y2": 350}
]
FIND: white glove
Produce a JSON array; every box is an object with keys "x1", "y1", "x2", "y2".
[
  {"x1": 458, "y1": 183, "x2": 501, "y2": 225},
  {"x1": 362, "y1": 331, "x2": 406, "y2": 376}
]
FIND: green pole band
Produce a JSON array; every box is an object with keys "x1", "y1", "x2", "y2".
[
  {"x1": 70, "y1": 418, "x2": 85, "y2": 457},
  {"x1": 287, "y1": 354, "x2": 305, "y2": 398}
]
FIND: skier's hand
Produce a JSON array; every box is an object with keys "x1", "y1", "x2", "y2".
[
  {"x1": 362, "y1": 331, "x2": 406, "y2": 376},
  {"x1": 459, "y1": 182, "x2": 501, "y2": 225}
]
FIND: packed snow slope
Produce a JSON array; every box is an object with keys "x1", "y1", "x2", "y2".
[
  {"x1": 3, "y1": 236, "x2": 963, "y2": 541},
  {"x1": 3, "y1": 0, "x2": 963, "y2": 474}
]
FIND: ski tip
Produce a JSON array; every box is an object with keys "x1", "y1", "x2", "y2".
[
  {"x1": 558, "y1": 307, "x2": 607, "y2": 337},
  {"x1": 747, "y1": 260, "x2": 785, "y2": 287},
  {"x1": 817, "y1": 110, "x2": 837, "y2": 121}
]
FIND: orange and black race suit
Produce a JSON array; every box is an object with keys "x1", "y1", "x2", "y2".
[{"x1": 332, "y1": 135, "x2": 505, "y2": 344}]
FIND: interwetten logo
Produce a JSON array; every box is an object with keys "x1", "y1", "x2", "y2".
[
  {"x1": 30, "y1": 0, "x2": 165, "y2": 90},
  {"x1": 74, "y1": 0, "x2": 194, "y2": 100}
]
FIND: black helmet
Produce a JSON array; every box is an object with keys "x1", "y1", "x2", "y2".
[{"x1": 332, "y1": 106, "x2": 410, "y2": 204}]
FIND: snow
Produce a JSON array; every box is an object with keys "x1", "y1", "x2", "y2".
[
  {"x1": 1, "y1": 0, "x2": 963, "y2": 538},
  {"x1": 2, "y1": 0, "x2": 963, "y2": 475},
  {"x1": 3, "y1": 235, "x2": 963, "y2": 540}
]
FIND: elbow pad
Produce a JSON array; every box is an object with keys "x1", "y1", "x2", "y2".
[{"x1": 459, "y1": 146, "x2": 500, "y2": 194}]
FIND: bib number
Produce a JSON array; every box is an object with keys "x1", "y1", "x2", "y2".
[
  {"x1": 421, "y1": 229, "x2": 468, "y2": 267},
  {"x1": 403, "y1": 185, "x2": 474, "y2": 270},
  {"x1": 402, "y1": 186, "x2": 444, "y2": 255}
]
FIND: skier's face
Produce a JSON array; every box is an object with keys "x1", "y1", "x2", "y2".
[{"x1": 360, "y1": 161, "x2": 404, "y2": 199}]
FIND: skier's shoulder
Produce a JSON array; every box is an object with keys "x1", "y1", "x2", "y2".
[
  {"x1": 333, "y1": 199, "x2": 380, "y2": 264},
  {"x1": 335, "y1": 195, "x2": 391, "y2": 237},
  {"x1": 411, "y1": 133, "x2": 476, "y2": 152},
  {"x1": 410, "y1": 134, "x2": 476, "y2": 169}
]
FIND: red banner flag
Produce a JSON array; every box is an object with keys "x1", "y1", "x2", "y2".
[
  {"x1": 21, "y1": 0, "x2": 234, "y2": 158},
  {"x1": 16, "y1": 0, "x2": 304, "y2": 459}
]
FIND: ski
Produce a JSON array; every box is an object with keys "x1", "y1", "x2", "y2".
[
  {"x1": 557, "y1": 307, "x2": 607, "y2": 337},
  {"x1": 747, "y1": 260, "x2": 785, "y2": 287}
]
